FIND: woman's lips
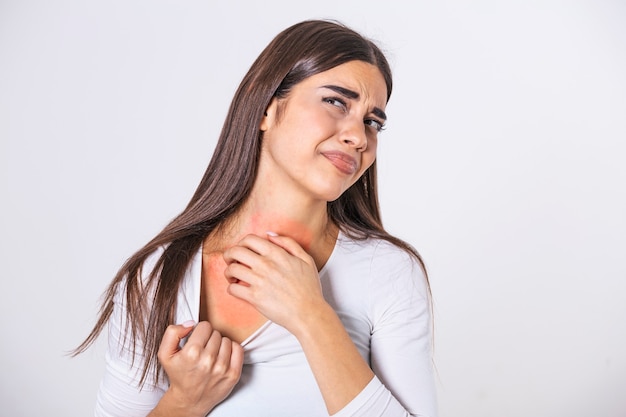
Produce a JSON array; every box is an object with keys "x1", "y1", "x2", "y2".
[{"x1": 322, "y1": 151, "x2": 358, "y2": 175}]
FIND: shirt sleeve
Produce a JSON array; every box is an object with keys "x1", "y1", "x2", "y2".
[
  {"x1": 332, "y1": 245, "x2": 438, "y2": 417},
  {"x1": 95, "y1": 255, "x2": 168, "y2": 417}
]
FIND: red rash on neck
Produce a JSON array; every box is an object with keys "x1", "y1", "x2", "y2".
[
  {"x1": 248, "y1": 213, "x2": 314, "y2": 250},
  {"x1": 205, "y1": 252, "x2": 264, "y2": 330},
  {"x1": 203, "y1": 214, "x2": 316, "y2": 335}
]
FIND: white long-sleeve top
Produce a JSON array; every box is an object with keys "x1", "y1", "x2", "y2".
[{"x1": 96, "y1": 233, "x2": 438, "y2": 417}]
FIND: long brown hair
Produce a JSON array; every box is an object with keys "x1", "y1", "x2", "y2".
[{"x1": 73, "y1": 19, "x2": 427, "y2": 386}]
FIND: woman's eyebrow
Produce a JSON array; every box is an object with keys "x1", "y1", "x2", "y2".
[
  {"x1": 322, "y1": 84, "x2": 360, "y2": 100},
  {"x1": 321, "y1": 84, "x2": 387, "y2": 121},
  {"x1": 372, "y1": 107, "x2": 387, "y2": 121}
]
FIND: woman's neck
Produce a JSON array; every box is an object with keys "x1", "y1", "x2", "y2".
[{"x1": 205, "y1": 189, "x2": 338, "y2": 270}]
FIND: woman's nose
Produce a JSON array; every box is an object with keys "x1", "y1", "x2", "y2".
[{"x1": 340, "y1": 118, "x2": 367, "y2": 152}]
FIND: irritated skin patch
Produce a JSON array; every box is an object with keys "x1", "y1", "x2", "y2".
[
  {"x1": 200, "y1": 215, "x2": 315, "y2": 343},
  {"x1": 249, "y1": 213, "x2": 314, "y2": 251},
  {"x1": 201, "y1": 252, "x2": 268, "y2": 343}
]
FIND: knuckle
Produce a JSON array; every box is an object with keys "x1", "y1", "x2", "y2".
[
  {"x1": 202, "y1": 353, "x2": 218, "y2": 370},
  {"x1": 212, "y1": 361, "x2": 227, "y2": 375},
  {"x1": 204, "y1": 345, "x2": 218, "y2": 362},
  {"x1": 184, "y1": 344, "x2": 203, "y2": 361}
]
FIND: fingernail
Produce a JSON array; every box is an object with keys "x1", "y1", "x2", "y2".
[
  {"x1": 266, "y1": 231, "x2": 278, "y2": 237},
  {"x1": 182, "y1": 320, "x2": 196, "y2": 328}
]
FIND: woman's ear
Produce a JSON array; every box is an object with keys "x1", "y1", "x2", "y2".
[{"x1": 260, "y1": 97, "x2": 278, "y2": 132}]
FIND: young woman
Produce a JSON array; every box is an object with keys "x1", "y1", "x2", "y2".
[{"x1": 75, "y1": 19, "x2": 437, "y2": 417}]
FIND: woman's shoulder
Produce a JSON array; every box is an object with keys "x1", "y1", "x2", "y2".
[
  {"x1": 331, "y1": 233, "x2": 430, "y2": 311},
  {"x1": 336, "y1": 233, "x2": 421, "y2": 270},
  {"x1": 117, "y1": 242, "x2": 202, "y2": 297}
]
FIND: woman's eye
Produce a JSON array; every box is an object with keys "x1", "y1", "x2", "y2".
[
  {"x1": 324, "y1": 97, "x2": 346, "y2": 109},
  {"x1": 365, "y1": 119, "x2": 386, "y2": 133}
]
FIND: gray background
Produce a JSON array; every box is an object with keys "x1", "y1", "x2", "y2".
[{"x1": 1, "y1": 1, "x2": 625, "y2": 416}]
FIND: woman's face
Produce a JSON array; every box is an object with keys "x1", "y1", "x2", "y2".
[{"x1": 258, "y1": 60, "x2": 388, "y2": 203}]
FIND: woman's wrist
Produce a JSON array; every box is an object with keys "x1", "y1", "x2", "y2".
[
  {"x1": 290, "y1": 300, "x2": 336, "y2": 341},
  {"x1": 147, "y1": 389, "x2": 212, "y2": 417}
]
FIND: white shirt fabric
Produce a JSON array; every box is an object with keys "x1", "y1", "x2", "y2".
[{"x1": 96, "y1": 233, "x2": 438, "y2": 417}]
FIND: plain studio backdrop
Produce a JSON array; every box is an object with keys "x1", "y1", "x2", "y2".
[{"x1": 1, "y1": 1, "x2": 625, "y2": 416}]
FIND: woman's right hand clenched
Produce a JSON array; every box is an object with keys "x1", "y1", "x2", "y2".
[{"x1": 149, "y1": 321, "x2": 244, "y2": 417}]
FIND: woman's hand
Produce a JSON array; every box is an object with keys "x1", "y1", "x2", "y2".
[
  {"x1": 223, "y1": 233, "x2": 376, "y2": 414},
  {"x1": 222, "y1": 233, "x2": 326, "y2": 334},
  {"x1": 150, "y1": 321, "x2": 244, "y2": 417}
]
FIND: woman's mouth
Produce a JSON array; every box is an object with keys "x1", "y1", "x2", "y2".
[{"x1": 322, "y1": 151, "x2": 358, "y2": 175}]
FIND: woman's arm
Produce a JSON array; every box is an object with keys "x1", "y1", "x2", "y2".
[
  {"x1": 365, "y1": 247, "x2": 437, "y2": 417},
  {"x1": 96, "y1": 273, "x2": 243, "y2": 417},
  {"x1": 224, "y1": 233, "x2": 373, "y2": 414},
  {"x1": 223, "y1": 234, "x2": 436, "y2": 416},
  {"x1": 291, "y1": 300, "x2": 376, "y2": 414}
]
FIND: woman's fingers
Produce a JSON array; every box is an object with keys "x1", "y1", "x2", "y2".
[
  {"x1": 223, "y1": 233, "x2": 313, "y2": 280},
  {"x1": 265, "y1": 232, "x2": 314, "y2": 264},
  {"x1": 159, "y1": 321, "x2": 238, "y2": 372},
  {"x1": 228, "y1": 339, "x2": 245, "y2": 370},
  {"x1": 222, "y1": 235, "x2": 272, "y2": 266},
  {"x1": 204, "y1": 327, "x2": 225, "y2": 362},
  {"x1": 157, "y1": 321, "x2": 244, "y2": 414},
  {"x1": 157, "y1": 321, "x2": 195, "y2": 361},
  {"x1": 215, "y1": 336, "x2": 244, "y2": 377},
  {"x1": 222, "y1": 233, "x2": 324, "y2": 332}
]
